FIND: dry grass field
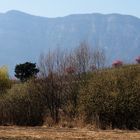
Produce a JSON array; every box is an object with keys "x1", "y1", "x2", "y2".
[{"x1": 0, "y1": 126, "x2": 139, "y2": 140}]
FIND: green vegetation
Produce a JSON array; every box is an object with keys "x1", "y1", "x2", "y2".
[
  {"x1": 0, "y1": 81, "x2": 45, "y2": 126},
  {"x1": 79, "y1": 65, "x2": 140, "y2": 129},
  {"x1": 0, "y1": 66, "x2": 11, "y2": 94},
  {"x1": 0, "y1": 45, "x2": 139, "y2": 130},
  {"x1": 15, "y1": 62, "x2": 39, "y2": 82}
]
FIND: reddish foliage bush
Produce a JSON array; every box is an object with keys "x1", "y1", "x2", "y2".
[
  {"x1": 136, "y1": 56, "x2": 140, "y2": 64},
  {"x1": 65, "y1": 66, "x2": 76, "y2": 74},
  {"x1": 112, "y1": 60, "x2": 123, "y2": 67}
]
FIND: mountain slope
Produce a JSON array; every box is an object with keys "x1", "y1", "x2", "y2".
[{"x1": 0, "y1": 10, "x2": 140, "y2": 75}]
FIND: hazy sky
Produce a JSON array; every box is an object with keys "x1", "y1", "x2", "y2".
[{"x1": 0, "y1": 0, "x2": 139, "y2": 18}]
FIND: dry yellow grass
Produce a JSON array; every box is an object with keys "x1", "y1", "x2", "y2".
[{"x1": 0, "y1": 126, "x2": 139, "y2": 140}]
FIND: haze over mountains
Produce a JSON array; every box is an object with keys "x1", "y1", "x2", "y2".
[{"x1": 0, "y1": 10, "x2": 140, "y2": 75}]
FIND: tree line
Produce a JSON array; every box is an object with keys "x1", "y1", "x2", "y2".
[{"x1": 0, "y1": 42, "x2": 139, "y2": 129}]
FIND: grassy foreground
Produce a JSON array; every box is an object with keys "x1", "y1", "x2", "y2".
[{"x1": 0, "y1": 126, "x2": 139, "y2": 140}]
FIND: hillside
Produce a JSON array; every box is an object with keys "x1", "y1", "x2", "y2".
[{"x1": 0, "y1": 10, "x2": 140, "y2": 75}]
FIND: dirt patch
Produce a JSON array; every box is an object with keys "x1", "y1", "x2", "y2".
[{"x1": 0, "y1": 126, "x2": 139, "y2": 140}]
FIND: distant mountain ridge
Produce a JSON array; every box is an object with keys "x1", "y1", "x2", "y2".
[{"x1": 0, "y1": 10, "x2": 140, "y2": 75}]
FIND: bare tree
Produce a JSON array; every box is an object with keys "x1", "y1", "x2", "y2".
[
  {"x1": 38, "y1": 49, "x2": 67, "y2": 123},
  {"x1": 73, "y1": 42, "x2": 106, "y2": 73},
  {"x1": 92, "y1": 47, "x2": 106, "y2": 69},
  {"x1": 37, "y1": 43, "x2": 106, "y2": 123},
  {"x1": 74, "y1": 42, "x2": 91, "y2": 74}
]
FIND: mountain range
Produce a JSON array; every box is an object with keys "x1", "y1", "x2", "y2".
[{"x1": 0, "y1": 10, "x2": 140, "y2": 75}]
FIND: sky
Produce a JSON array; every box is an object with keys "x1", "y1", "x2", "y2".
[{"x1": 0, "y1": 0, "x2": 139, "y2": 18}]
